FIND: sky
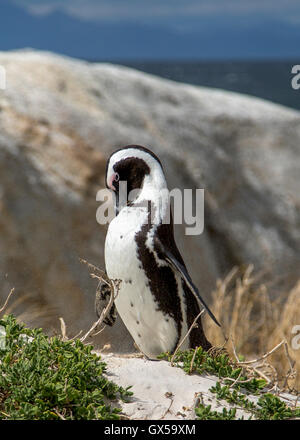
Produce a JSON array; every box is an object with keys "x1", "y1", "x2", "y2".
[
  {"x1": 16, "y1": 0, "x2": 300, "y2": 24},
  {"x1": 1, "y1": 0, "x2": 300, "y2": 60}
]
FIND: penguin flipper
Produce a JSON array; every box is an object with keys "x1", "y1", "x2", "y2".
[{"x1": 154, "y1": 236, "x2": 221, "y2": 327}]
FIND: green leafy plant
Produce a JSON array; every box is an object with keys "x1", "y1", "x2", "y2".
[
  {"x1": 195, "y1": 403, "x2": 237, "y2": 420},
  {"x1": 208, "y1": 383, "x2": 300, "y2": 420},
  {"x1": 210, "y1": 382, "x2": 256, "y2": 413},
  {"x1": 0, "y1": 315, "x2": 132, "y2": 420},
  {"x1": 160, "y1": 348, "x2": 300, "y2": 420},
  {"x1": 159, "y1": 347, "x2": 266, "y2": 393},
  {"x1": 257, "y1": 393, "x2": 300, "y2": 420}
]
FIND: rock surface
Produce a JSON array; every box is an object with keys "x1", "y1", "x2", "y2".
[
  {"x1": 101, "y1": 353, "x2": 298, "y2": 420},
  {"x1": 0, "y1": 50, "x2": 299, "y2": 351}
]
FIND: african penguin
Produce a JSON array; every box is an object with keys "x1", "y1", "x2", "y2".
[{"x1": 104, "y1": 145, "x2": 219, "y2": 359}]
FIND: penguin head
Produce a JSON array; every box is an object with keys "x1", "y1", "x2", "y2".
[{"x1": 106, "y1": 145, "x2": 166, "y2": 197}]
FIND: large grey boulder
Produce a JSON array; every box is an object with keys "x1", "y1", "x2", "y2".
[{"x1": 0, "y1": 50, "x2": 299, "y2": 351}]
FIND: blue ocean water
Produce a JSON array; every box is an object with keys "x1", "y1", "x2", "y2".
[{"x1": 117, "y1": 60, "x2": 300, "y2": 111}]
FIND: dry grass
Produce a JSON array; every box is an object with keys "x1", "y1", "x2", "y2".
[
  {"x1": 0, "y1": 288, "x2": 56, "y2": 329},
  {"x1": 204, "y1": 265, "x2": 300, "y2": 392}
]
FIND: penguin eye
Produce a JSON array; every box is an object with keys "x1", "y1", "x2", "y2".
[{"x1": 115, "y1": 172, "x2": 120, "y2": 182}]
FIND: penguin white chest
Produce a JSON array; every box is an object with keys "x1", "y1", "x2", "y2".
[
  {"x1": 104, "y1": 207, "x2": 181, "y2": 358},
  {"x1": 105, "y1": 207, "x2": 147, "y2": 280}
]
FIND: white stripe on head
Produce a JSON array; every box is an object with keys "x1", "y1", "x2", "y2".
[
  {"x1": 106, "y1": 146, "x2": 169, "y2": 223},
  {"x1": 106, "y1": 146, "x2": 167, "y2": 191}
]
